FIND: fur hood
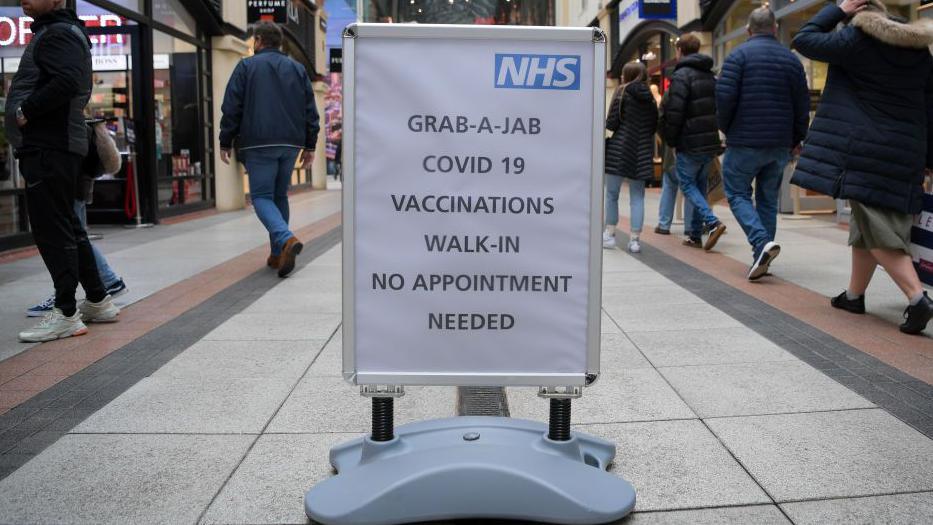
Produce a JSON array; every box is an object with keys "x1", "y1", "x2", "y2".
[{"x1": 851, "y1": 8, "x2": 933, "y2": 49}]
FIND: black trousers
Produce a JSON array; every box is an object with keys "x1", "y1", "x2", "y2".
[{"x1": 20, "y1": 148, "x2": 106, "y2": 316}]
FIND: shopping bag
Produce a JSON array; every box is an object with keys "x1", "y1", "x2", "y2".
[
  {"x1": 911, "y1": 192, "x2": 933, "y2": 286},
  {"x1": 707, "y1": 156, "x2": 725, "y2": 205}
]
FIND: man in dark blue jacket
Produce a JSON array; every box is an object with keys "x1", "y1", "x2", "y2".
[
  {"x1": 716, "y1": 7, "x2": 810, "y2": 281},
  {"x1": 219, "y1": 22, "x2": 321, "y2": 278}
]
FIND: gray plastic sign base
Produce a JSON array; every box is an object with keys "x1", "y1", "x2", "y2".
[{"x1": 304, "y1": 416, "x2": 636, "y2": 525}]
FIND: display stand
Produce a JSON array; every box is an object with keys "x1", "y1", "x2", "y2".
[
  {"x1": 307, "y1": 23, "x2": 637, "y2": 524},
  {"x1": 305, "y1": 387, "x2": 636, "y2": 525}
]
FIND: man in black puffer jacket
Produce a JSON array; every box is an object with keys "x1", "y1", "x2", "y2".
[
  {"x1": 4, "y1": 0, "x2": 119, "y2": 343},
  {"x1": 659, "y1": 33, "x2": 727, "y2": 251}
]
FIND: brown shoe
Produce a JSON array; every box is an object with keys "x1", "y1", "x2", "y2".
[
  {"x1": 267, "y1": 254, "x2": 281, "y2": 269},
  {"x1": 278, "y1": 237, "x2": 303, "y2": 277},
  {"x1": 703, "y1": 222, "x2": 727, "y2": 251}
]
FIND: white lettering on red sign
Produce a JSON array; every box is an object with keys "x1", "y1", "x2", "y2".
[{"x1": 0, "y1": 15, "x2": 123, "y2": 48}]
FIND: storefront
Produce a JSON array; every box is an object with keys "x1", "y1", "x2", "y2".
[
  {"x1": 358, "y1": 0, "x2": 554, "y2": 25},
  {"x1": 0, "y1": 0, "x2": 221, "y2": 250}
]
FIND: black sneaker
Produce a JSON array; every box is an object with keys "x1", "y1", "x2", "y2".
[
  {"x1": 703, "y1": 222, "x2": 727, "y2": 251},
  {"x1": 682, "y1": 237, "x2": 702, "y2": 249},
  {"x1": 900, "y1": 292, "x2": 933, "y2": 335},
  {"x1": 654, "y1": 225, "x2": 670, "y2": 235},
  {"x1": 831, "y1": 291, "x2": 865, "y2": 315},
  {"x1": 747, "y1": 242, "x2": 781, "y2": 281}
]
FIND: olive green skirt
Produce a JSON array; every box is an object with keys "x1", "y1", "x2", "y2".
[{"x1": 848, "y1": 201, "x2": 913, "y2": 254}]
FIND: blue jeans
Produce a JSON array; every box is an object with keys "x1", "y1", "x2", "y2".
[
  {"x1": 675, "y1": 152, "x2": 718, "y2": 232},
  {"x1": 604, "y1": 175, "x2": 646, "y2": 234},
  {"x1": 74, "y1": 200, "x2": 120, "y2": 289},
  {"x1": 658, "y1": 169, "x2": 697, "y2": 236},
  {"x1": 723, "y1": 146, "x2": 790, "y2": 258},
  {"x1": 242, "y1": 147, "x2": 300, "y2": 255}
]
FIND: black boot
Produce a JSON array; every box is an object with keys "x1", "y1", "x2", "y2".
[
  {"x1": 900, "y1": 292, "x2": 933, "y2": 335},
  {"x1": 831, "y1": 291, "x2": 865, "y2": 314}
]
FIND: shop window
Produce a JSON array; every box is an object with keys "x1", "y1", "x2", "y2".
[
  {"x1": 154, "y1": 30, "x2": 206, "y2": 208},
  {"x1": 152, "y1": 0, "x2": 197, "y2": 37},
  {"x1": 78, "y1": 0, "x2": 143, "y2": 14}
]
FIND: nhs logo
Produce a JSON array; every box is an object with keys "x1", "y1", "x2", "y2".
[{"x1": 494, "y1": 54, "x2": 581, "y2": 90}]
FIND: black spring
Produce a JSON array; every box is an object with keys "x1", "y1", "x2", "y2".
[
  {"x1": 371, "y1": 397, "x2": 395, "y2": 442},
  {"x1": 548, "y1": 398, "x2": 572, "y2": 441}
]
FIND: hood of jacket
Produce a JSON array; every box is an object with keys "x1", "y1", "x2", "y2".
[
  {"x1": 31, "y1": 8, "x2": 85, "y2": 33},
  {"x1": 623, "y1": 80, "x2": 653, "y2": 103},
  {"x1": 674, "y1": 53, "x2": 714, "y2": 73},
  {"x1": 851, "y1": 9, "x2": 933, "y2": 49}
]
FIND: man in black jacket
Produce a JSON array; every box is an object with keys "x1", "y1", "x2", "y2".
[
  {"x1": 4, "y1": 0, "x2": 119, "y2": 342},
  {"x1": 659, "y1": 33, "x2": 727, "y2": 251},
  {"x1": 219, "y1": 22, "x2": 321, "y2": 278}
]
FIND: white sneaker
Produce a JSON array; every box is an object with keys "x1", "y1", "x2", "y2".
[
  {"x1": 19, "y1": 308, "x2": 88, "y2": 343},
  {"x1": 602, "y1": 231, "x2": 616, "y2": 249},
  {"x1": 628, "y1": 239, "x2": 642, "y2": 253},
  {"x1": 79, "y1": 295, "x2": 120, "y2": 323},
  {"x1": 747, "y1": 242, "x2": 781, "y2": 281}
]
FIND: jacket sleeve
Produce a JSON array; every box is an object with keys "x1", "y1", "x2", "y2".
[
  {"x1": 927, "y1": 65, "x2": 933, "y2": 170},
  {"x1": 792, "y1": 5, "x2": 855, "y2": 65},
  {"x1": 303, "y1": 71, "x2": 321, "y2": 150},
  {"x1": 605, "y1": 91, "x2": 622, "y2": 133},
  {"x1": 715, "y1": 51, "x2": 742, "y2": 135},
  {"x1": 20, "y1": 31, "x2": 87, "y2": 120},
  {"x1": 658, "y1": 74, "x2": 688, "y2": 145},
  {"x1": 218, "y1": 61, "x2": 246, "y2": 149},
  {"x1": 791, "y1": 58, "x2": 811, "y2": 147}
]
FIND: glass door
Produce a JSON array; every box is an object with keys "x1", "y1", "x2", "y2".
[{"x1": 84, "y1": 25, "x2": 143, "y2": 222}]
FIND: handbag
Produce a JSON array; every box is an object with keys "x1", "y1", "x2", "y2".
[{"x1": 910, "y1": 188, "x2": 933, "y2": 286}]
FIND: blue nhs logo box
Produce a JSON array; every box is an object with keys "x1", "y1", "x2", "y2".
[{"x1": 494, "y1": 54, "x2": 581, "y2": 90}]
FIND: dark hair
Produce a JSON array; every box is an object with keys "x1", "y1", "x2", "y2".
[
  {"x1": 675, "y1": 33, "x2": 701, "y2": 56},
  {"x1": 253, "y1": 21, "x2": 283, "y2": 49},
  {"x1": 621, "y1": 61, "x2": 647, "y2": 85},
  {"x1": 747, "y1": 7, "x2": 776, "y2": 34}
]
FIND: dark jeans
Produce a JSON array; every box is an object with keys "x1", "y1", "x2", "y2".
[{"x1": 20, "y1": 149, "x2": 106, "y2": 316}]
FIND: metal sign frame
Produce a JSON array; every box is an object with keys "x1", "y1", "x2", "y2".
[{"x1": 341, "y1": 23, "x2": 606, "y2": 387}]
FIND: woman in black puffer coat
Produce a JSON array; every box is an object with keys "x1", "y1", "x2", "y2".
[
  {"x1": 604, "y1": 61, "x2": 659, "y2": 253},
  {"x1": 791, "y1": 0, "x2": 933, "y2": 335}
]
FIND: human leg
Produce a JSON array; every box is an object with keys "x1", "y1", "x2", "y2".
[
  {"x1": 628, "y1": 178, "x2": 646, "y2": 235},
  {"x1": 74, "y1": 200, "x2": 121, "y2": 289},
  {"x1": 756, "y1": 148, "x2": 790, "y2": 244},
  {"x1": 274, "y1": 148, "x2": 299, "y2": 227},
  {"x1": 676, "y1": 153, "x2": 718, "y2": 227},
  {"x1": 243, "y1": 148, "x2": 293, "y2": 255},
  {"x1": 847, "y1": 247, "x2": 877, "y2": 296},
  {"x1": 724, "y1": 147, "x2": 769, "y2": 256},
  {"x1": 657, "y1": 170, "x2": 678, "y2": 230},
  {"x1": 870, "y1": 249, "x2": 924, "y2": 300},
  {"x1": 604, "y1": 174, "x2": 623, "y2": 229}
]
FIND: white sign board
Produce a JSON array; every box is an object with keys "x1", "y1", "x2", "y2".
[{"x1": 343, "y1": 24, "x2": 606, "y2": 387}]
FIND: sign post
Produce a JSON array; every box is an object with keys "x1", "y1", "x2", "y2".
[{"x1": 305, "y1": 23, "x2": 636, "y2": 525}]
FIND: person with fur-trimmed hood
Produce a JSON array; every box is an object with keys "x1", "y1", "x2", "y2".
[{"x1": 791, "y1": 0, "x2": 933, "y2": 335}]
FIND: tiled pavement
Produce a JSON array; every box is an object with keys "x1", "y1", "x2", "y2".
[
  {"x1": 0, "y1": 190, "x2": 341, "y2": 414},
  {"x1": 0, "y1": 186, "x2": 932, "y2": 523}
]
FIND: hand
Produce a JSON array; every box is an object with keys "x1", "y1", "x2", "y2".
[
  {"x1": 220, "y1": 148, "x2": 231, "y2": 165},
  {"x1": 16, "y1": 115, "x2": 27, "y2": 127},
  {"x1": 792, "y1": 144, "x2": 803, "y2": 157},
  {"x1": 301, "y1": 150, "x2": 315, "y2": 169},
  {"x1": 839, "y1": 0, "x2": 868, "y2": 16}
]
